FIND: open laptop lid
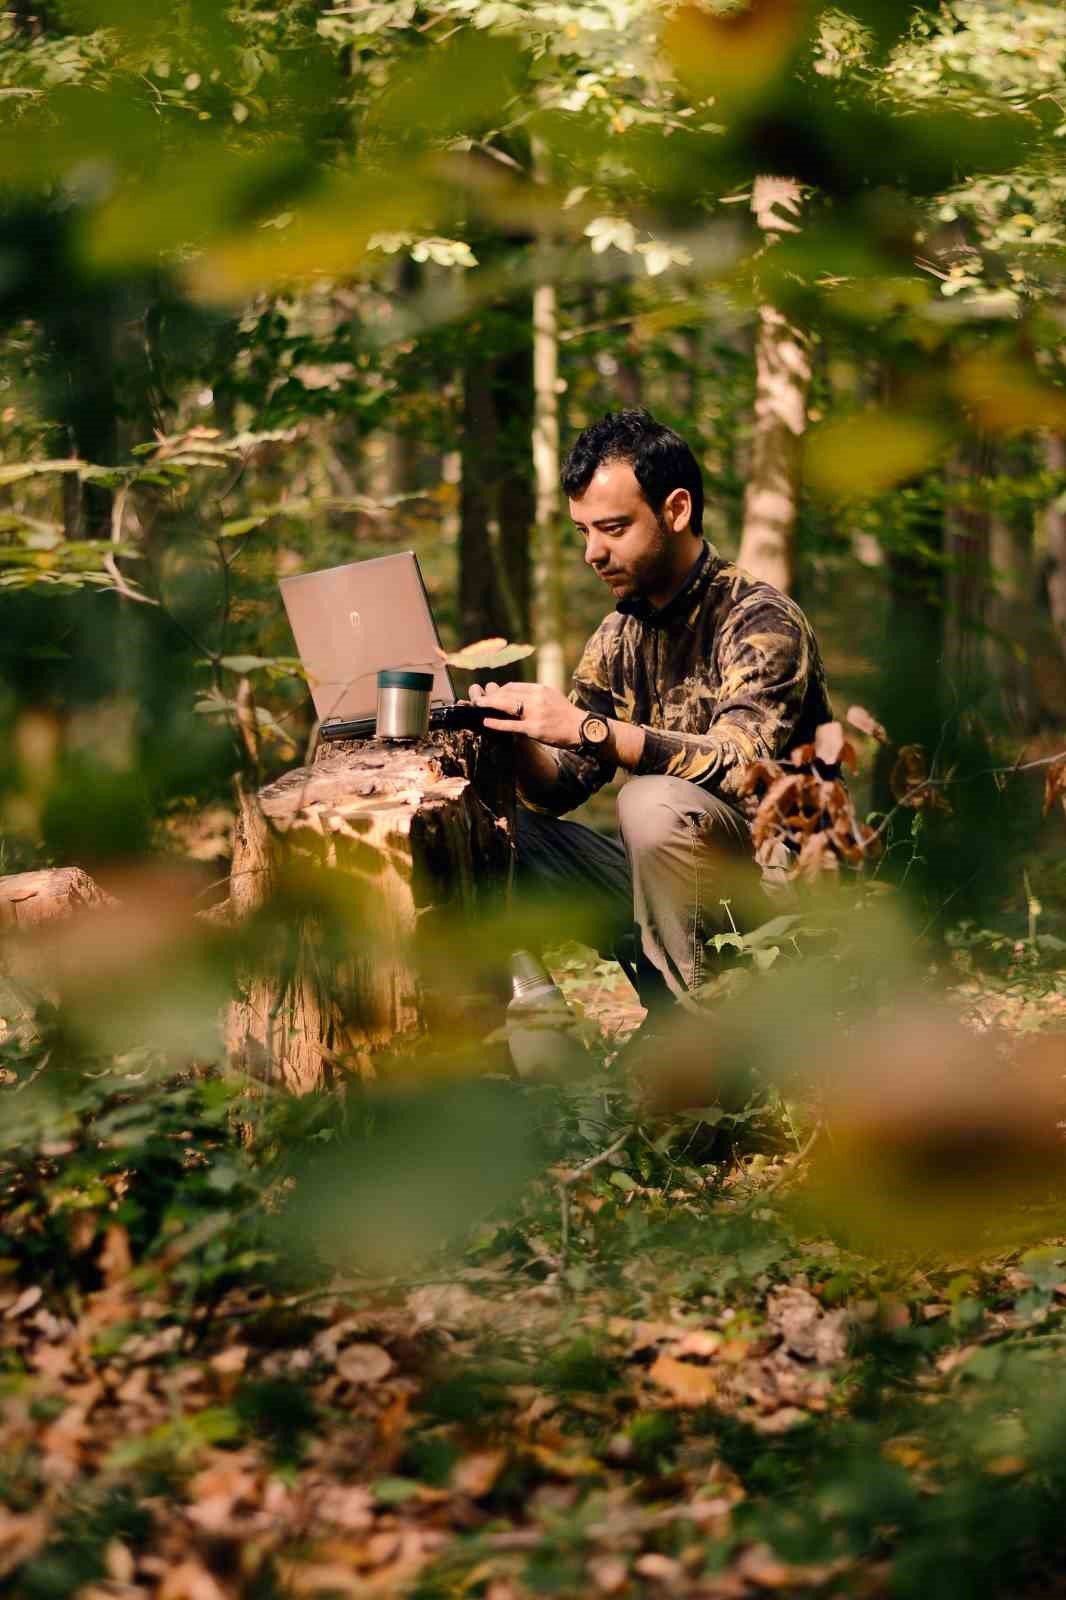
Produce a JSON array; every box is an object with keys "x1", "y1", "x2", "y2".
[{"x1": 280, "y1": 551, "x2": 456, "y2": 725}]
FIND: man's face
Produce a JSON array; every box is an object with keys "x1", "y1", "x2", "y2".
[{"x1": 568, "y1": 459, "x2": 689, "y2": 605}]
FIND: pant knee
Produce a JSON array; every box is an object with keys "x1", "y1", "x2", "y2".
[
  {"x1": 617, "y1": 777, "x2": 691, "y2": 855},
  {"x1": 618, "y1": 777, "x2": 749, "y2": 858}
]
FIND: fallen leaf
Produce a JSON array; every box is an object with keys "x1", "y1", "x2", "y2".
[
  {"x1": 451, "y1": 1449, "x2": 507, "y2": 1498},
  {"x1": 317, "y1": 1485, "x2": 374, "y2": 1531},
  {"x1": 750, "y1": 1406, "x2": 810, "y2": 1435},
  {"x1": 5, "y1": 1286, "x2": 42, "y2": 1319},
  {"x1": 589, "y1": 1556, "x2": 629, "y2": 1594},
  {"x1": 648, "y1": 1353, "x2": 717, "y2": 1406},
  {"x1": 767, "y1": 1288, "x2": 849, "y2": 1363},
  {"x1": 634, "y1": 1553, "x2": 682, "y2": 1582}
]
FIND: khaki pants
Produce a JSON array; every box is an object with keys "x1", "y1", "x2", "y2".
[{"x1": 514, "y1": 775, "x2": 766, "y2": 1012}]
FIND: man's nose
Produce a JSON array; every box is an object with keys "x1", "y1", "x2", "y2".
[{"x1": 584, "y1": 531, "x2": 608, "y2": 569}]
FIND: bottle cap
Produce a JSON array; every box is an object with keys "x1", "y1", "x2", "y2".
[{"x1": 378, "y1": 669, "x2": 434, "y2": 689}]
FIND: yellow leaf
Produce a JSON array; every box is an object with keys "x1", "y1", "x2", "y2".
[{"x1": 805, "y1": 414, "x2": 946, "y2": 499}]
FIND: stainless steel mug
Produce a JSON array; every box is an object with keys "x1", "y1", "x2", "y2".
[{"x1": 376, "y1": 669, "x2": 432, "y2": 742}]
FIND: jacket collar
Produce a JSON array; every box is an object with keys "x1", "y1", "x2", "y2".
[{"x1": 616, "y1": 540, "x2": 713, "y2": 628}]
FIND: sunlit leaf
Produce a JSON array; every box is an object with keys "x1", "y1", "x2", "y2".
[
  {"x1": 953, "y1": 355, "x2": 1066, "y2": 435},
  {"x1": 440, "y1": 638, "x2": 535, "y2": 671},
  {"x1": 662, "y1": 0, "x2": 807, "y2": 109},
  {"x1": 805, "y1": 414, "x2": 947, "y2": 499}
]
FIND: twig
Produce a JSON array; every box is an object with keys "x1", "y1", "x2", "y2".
[
  {"x1": 558, "y1": 1129, "x2": 631, "y2": 1186},
  {"x1": 556, "y1": 1128, "x2": 632, "y2": 1279},
  {"x1": 764, "y1": 1123, "x2": 821, "y2": 1198}
]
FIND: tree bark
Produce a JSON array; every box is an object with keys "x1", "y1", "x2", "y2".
[
  {"x1": 0, "y1": 868, "x2": 114, "y2": 928},
  {"x1": 1045, "y1": 434, "x2": 1066, "y2": 659},
  {"x1": 459, "y1": 307, "x2": 534, "y2": 662},
  {"x1": 737, "y1": 178, "x2": 812, "y2": 594},
  {"x1": 943, "y1": 440, "x2": 991, "y2": 703},
  {"x1": 533, "y1": 278, "x2": 566, "y2": 690},
  {"x1": 224, "y1": 730, "x2": 515, "y2": 1094}
]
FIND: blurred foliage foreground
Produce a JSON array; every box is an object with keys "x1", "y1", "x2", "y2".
[
  {"x1": 3, "y1": 0, "x2": 1066, "y2": 1594},
  {"x1": 1, "y1": 715, "x2": 1066, "y2": 1600}
]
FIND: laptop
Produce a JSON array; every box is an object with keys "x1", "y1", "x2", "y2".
[{"x1": 280, "y1": 551, "x2": 457, "y2": 738}]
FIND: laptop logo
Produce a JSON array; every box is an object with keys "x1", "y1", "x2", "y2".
[{"x1": 349, "y1": 610, "x2": 361, "y2": 631}]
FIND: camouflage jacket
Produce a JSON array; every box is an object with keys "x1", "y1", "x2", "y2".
[{"x1": 530, "y1": 542, "x2": 832, "y2": 815}]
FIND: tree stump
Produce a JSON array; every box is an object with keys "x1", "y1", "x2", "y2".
[
  {"x1": 0, "y1": 868, "x2": 114, "y2": 928},
  {"x1": 225, "y1": 730, "x2": 515, "y2": 1093}
]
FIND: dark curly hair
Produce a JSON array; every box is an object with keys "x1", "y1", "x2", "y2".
[{"x1": 560, "y1": 409, "x2": 704, "y2": 536}]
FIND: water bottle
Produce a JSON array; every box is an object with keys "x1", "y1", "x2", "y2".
[{"x1": 506, "y1": 950, "x2": 586, "y2": 1080}]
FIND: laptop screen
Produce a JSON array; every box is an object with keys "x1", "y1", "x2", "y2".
[{"x1": 280, "y1": 551, "x2": 456, "y2": 725}]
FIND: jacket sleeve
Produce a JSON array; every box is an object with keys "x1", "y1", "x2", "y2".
[
  {"x1": 634, "y1": 592, "x2": 817, "y2": 800},
  {"x1": 516, "y1": 629, "x2": 618, "y2": 816}
]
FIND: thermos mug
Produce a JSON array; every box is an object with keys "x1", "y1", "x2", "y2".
[{"x1": 376, "y1": 669, "x2": 433, "y2": 742}]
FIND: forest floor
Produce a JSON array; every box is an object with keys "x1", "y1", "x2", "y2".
[{"x1": 2, "y1": 857, "x2": 1066, "y2": 1600}]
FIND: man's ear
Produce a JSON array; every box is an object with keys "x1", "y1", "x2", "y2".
[{"x1": 664, "y1": 488, "x2": 692, "y2": 534}]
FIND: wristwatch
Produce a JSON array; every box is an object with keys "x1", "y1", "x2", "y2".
[{"x1": 578, "y1": 713, "x2": 611, "y2": 756}]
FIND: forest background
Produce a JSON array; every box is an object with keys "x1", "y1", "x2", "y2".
[{"x1": 3, "y1": 3, "x2": 1066, "y2": 1598}]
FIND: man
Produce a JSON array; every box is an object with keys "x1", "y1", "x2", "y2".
[{"x1": 471, "y1": 409, "x2": 832, "y2": 1016}]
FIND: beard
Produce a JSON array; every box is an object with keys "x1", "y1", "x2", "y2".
[{"x1": 602, "y1": 513, "x2": 675, "y2": 601}]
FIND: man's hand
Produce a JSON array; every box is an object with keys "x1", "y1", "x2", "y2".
[{"x1": 470, "y1": 680, "x2": 585, "y2": 750}]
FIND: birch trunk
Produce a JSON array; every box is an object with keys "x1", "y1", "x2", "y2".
[
  {"x1": 533, "y1": 278, "x2": 566, "y2": 691},
  {"x1": 737, "y1": 177, "x2": 812, "y2": 595}
]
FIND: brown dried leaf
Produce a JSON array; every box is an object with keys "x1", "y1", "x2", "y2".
[
  {"x1": 891, "y1": 745, "x2": 952, "y2": 813},
  {"x1": 634, "y1": 1553, "x2": 683, "y2": 1582},
  {"x1": 767, "y1": 1288, "x2": 849, "y2": 1364},
  {"x1": 98, "y1": 1224, "x2": 132, "y2": 1287},
  {"x1": 813, "y1": 722, "x2": 845, "y2": 768},
  {"x1": 846, "y1": 704, "x2": 888, "y2": 743},
  {"x1": 451, "y1": 1448, "x2": 507, "y2": 1498},
  {"x1": 1044, "y1": 758, "x2": 1066, "y2": 818},
  {"x1": 737, "y1": 759, "x2": 784, "y2": 799},
  {"x1": 439, "y1": 637, "x2": 535, "y2": 671},
  {"x1": 648, "y1": 1352, "x2": 717, "y2": 1406},
  {"x1": 158, "y1": 1560, "x2": 230, "y2": 1600},
  {"x1": 589, "y1": 1556, "x2": 629, "y2": 1595}
]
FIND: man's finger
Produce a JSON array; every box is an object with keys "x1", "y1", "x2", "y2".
[{"x1": 482, "y1": 716, "x2": 525, "y2": 734}]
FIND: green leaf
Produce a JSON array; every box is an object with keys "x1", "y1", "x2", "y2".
[
  {"x1": 219, "y1": 655, "x2": 279, "y2": 673},
  {"x1": 744, "y1": 915, "x2": 805, "y2": 947},
  {"x1": 610, "y1": 1170, "x2": 639, "y2": 1193},
  {"x1": 752, "y1": 946, "x2": 780, "y2": 972},
  {"x1": 219, "y1": 514, "x2": 271, "y2": 538},
  {"x1": 373, "y1": 1476, "x2": 422, "y2": 1505}
]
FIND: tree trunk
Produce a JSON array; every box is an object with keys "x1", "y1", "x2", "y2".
[
  {"x1": 986, "y1": 446, "x2": 1036, "y2": 729},
  {"x1": 225, "y1": 730, "x2": 515, "y2": 1094},
  {"x1": 872, "y1": 480, "x2": 946, "y2": 813},
  {"x1": 943, "y1": 440, "x2": 991, "y2": 705},
  {"x1": 458, "y1": 306, "x2": 534, "y2": 664},
  {"x1": 1045, "y1": 434, "x2": 1066, "y2": 659},
  {"x1": 737, "y1": 177, "x2": 812, "y2": 594},
  {"x1": 533, "y1": 278, "x2": 566, "y2": 690}
]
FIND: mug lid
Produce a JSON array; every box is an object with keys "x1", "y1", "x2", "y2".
[{"x1": 378, "y1": 669, "x2": 433, "y2": 689}]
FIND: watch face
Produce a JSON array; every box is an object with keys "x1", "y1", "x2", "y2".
[{"x1": 583, "y1": 716, "x2": 610, "y2": 746}]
